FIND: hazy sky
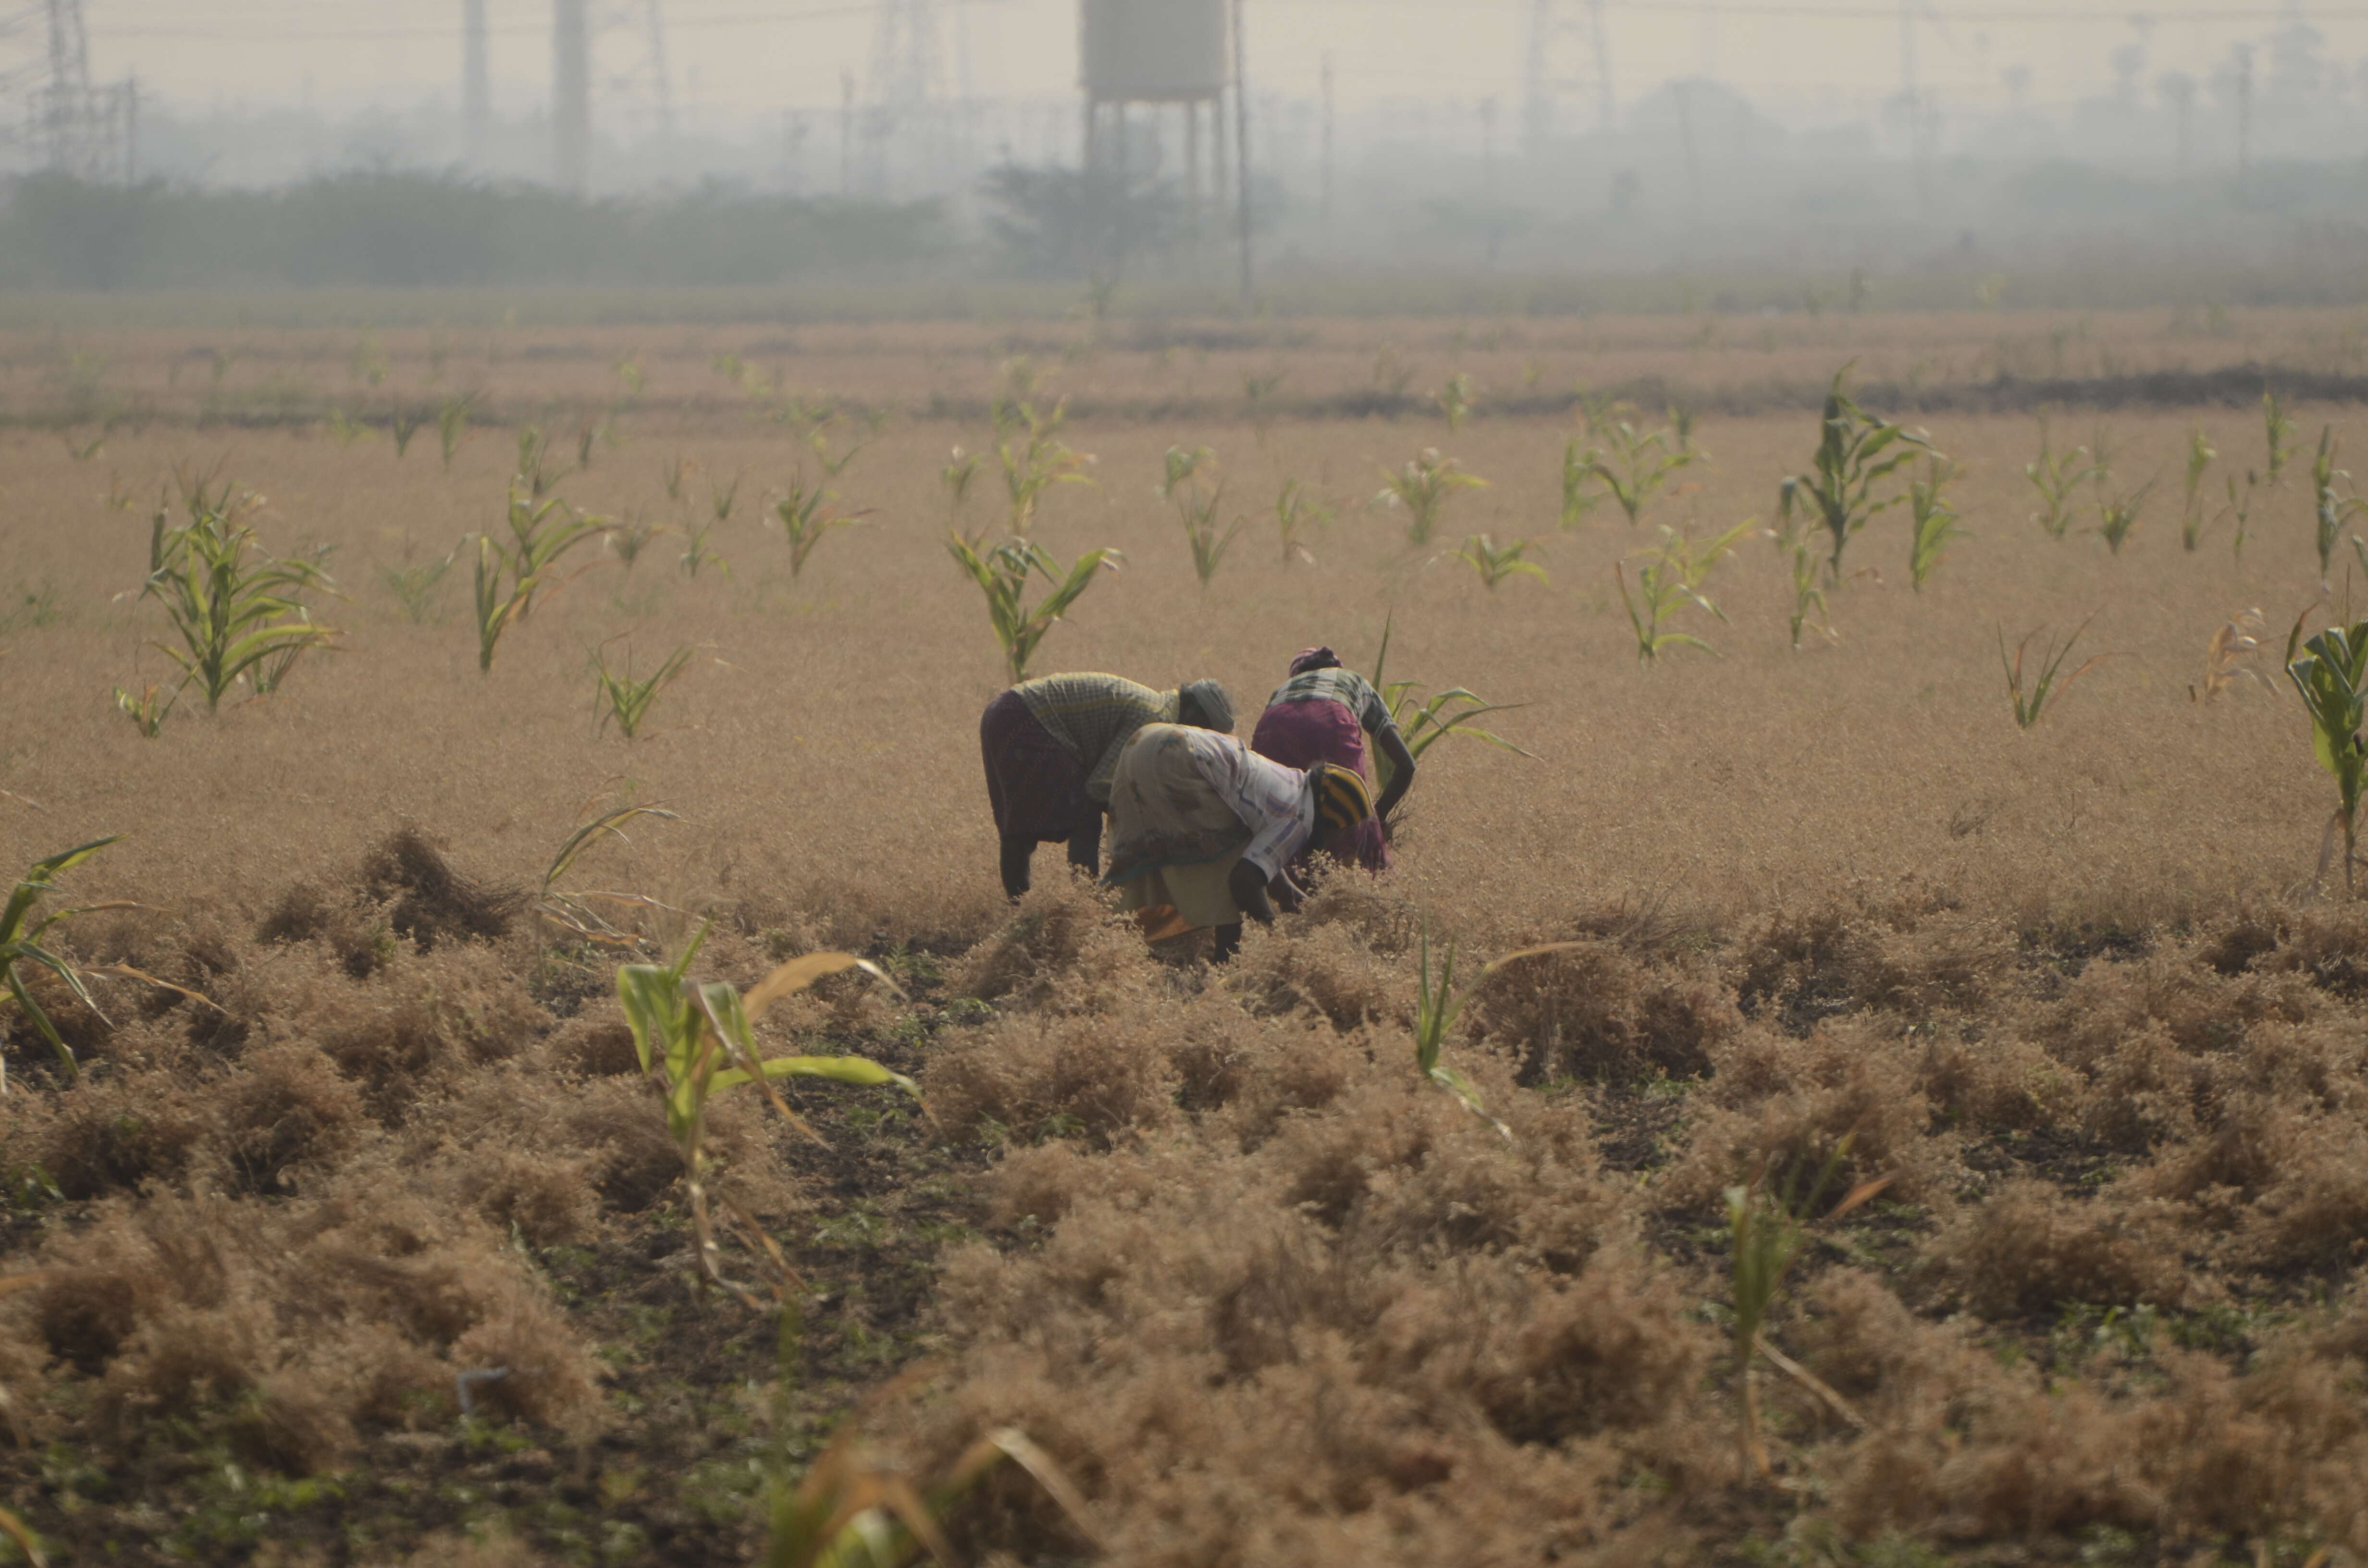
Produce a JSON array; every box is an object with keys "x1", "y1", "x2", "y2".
[{"x1": 64, "y1": 0, "x2": 2368, "y2": 125}]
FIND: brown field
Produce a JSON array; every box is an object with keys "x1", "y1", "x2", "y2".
[{"x1": 6, "y1": 305, "x2": 2368, "y2": 1565}]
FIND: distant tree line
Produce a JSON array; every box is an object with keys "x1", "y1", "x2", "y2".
[{"x1": 0, "y1": 172, "x2": 950, "y2": 290}]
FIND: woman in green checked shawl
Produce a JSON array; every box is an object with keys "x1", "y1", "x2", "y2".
[{"x1": 977, "y1": 673, "x2": 1234, "y2": 899}]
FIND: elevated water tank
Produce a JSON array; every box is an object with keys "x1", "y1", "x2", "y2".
[{"x1": 1080, "y1": 0, "x2": 1227, "y2": 102}]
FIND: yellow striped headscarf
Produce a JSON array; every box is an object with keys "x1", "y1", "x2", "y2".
[{"x1": 1313, "y1": 764, "x2": 1374, "y2": 834}]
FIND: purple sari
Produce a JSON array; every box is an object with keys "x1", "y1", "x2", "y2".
[{"x1": 1248, "y1": 698, "x2": 1392, "y2": 872}]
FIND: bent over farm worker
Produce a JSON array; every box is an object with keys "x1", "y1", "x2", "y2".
[
  {"x1": 979, "y1": 672, "x2": 1235, "y2": 900},
  {"x1": 1248, "y1": 645, "x2": 1412, "y2": 873},
  {"x1": 1103, "y1": 722, "x2": 1376, "y2": 963}
]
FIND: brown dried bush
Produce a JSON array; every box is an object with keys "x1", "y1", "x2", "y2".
[
  {"x1": 925, "y1": 1007, "x2": 1184, "y2": 1149},
  {"x1": 1467, "y1": 940, "x2": 1740, "y2": 1083},
  {"x1": 358, "y1": 827, "x2": 522, "y2": 949},
  {"x1": 1926, "y1": 1178, "x2": 2195, "y2": 1319},
  {"x1": 1661, "y1": 1017, "x2": 1949, "y2": 1209}
]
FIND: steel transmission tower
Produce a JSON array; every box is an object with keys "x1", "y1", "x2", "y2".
[
  {"x1": 1, "y1": 0, "x2": 133, "y2": 178},
  {"x1": 463, "y1": 0, "x2": 491, "y2": 162},
  {"x1": 603, "y1": 0, "x2": 673, "y2": 149},
  {"x1": 1522, "y1": 0, "x2": 1612, "y2": 151},
  {"x1": 864, "y1": 0, "x2": 949, "y2": 195}
]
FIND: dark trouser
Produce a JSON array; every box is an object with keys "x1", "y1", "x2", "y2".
[{"x1": 980, "y1": 691, "x2": 1100, "y2": 898}]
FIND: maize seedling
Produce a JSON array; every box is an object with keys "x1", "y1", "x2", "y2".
[
  {"x1": 771, "y1": 475, "x2": 864, "y2": 580},
  {"x1": 760, "y1": 1341, "x2": 1098, "y2": 1568},
  {"x1": 2311, "y1": 426, "x2": 2367, "y2": 582},
  {"x1": 112, "y1": 683, "x2": 176, "y2": 738},
  {"x1": 1408, "y1": 929, "x2": 1507, "y2": 1137},
  {"x1": 1579, "y1": 420, "x2": 1697, "y2": 528},
  {"x1": 1374, "y1": 449, "x2": 1487, "y2": 547},
  {"x1": 1780, "y1": 366, "x2": 1932, "y2": 582},
  {"x1": 2264, "y1": 388, "x2": 2299, "y2": 489},
  {"x1": 708, "y1": 473, "x2": 742, "y2": 524},
  {"x1": 324, "y1": 408, "x2": 371, "y2": 447},
  {"x1": 514, "y1": 425, "x2": 575, "y2": 500},
  {"x1": 1616, "y1": 518, "x2": 1756, "y2": 665},
  {"x1": 947, "y1": 532, "x2": 1121, "y2": 684},
  {"x1": 607, "y1": 516, "x2": 661, "y2": 572},
  {"x1": 805, "y1": 422, "x2": 868, "y2": 479},
  {"x1": 1161, "y1": 446, "x2": 1243, "y2": 593},
  {"x1": 471, "y1": 485, "x2": 613, "y2": 673},
  {"x1": 2287, "y1": 619, "x2": 2368, "y2": 894},
  {"x1": 1770, "y1": 509, "x2": 1835, "y2": 651},
  {"x1": 0, "y1": 837, "x2": 129, "y2": 1078},
  {"x1": 940, "y1": 447, "x2": 984, "y2": 537},
  {"x1": 1905, "y1": 455, "x2": 1966, "y2": 590},
  {"x1": 142, "y1": 489, "x2": 340, "y2": 711},
  {"x1": 535, "y1": 800, "x2": 683, "y2": 948},
  {"x1": 2227, "y1": 469, "x2": 2261, "y2": 561},
  {"x1": 435, "y1": 392, "x2": 477, "y2": 473},
  {"x1": 617, "y1": 921, "x2": 915, "y2": 1308},
  {"x1": 1274, "y1": 478, "x2": 1330, "y2": 565},
  {"x1": 2000, "y1": 614, "x2": 2107, "y2": 729},
  {"x1": 2023, "y1": 418, "x2": 2103, "y2": 541},
  {"x1": 1367, "y1": 612, "x2": 1534, "y2": 806},
  {"x1": 592, "y1": 641, "x2": 693, "y2": 740},
  {"x1": 994, "y1": 396, "x2": 1094, "y2": 536},
  {"x1": 1726, "y1": 1143, "x2": 1893, "y2": 1476},
  {"x1": 1244, "y1": 370, "x2": 1286, "y2": 444},
  {"x1": 1558, "y1": 438, "x2": 1607, "y2": 530},
  {"x1": 391, "y1": 404, "x2": 425, "y2": 460},
  {"x1": 2094, "y1": 478, "x2": 2155, "y2": 556},
  {"x1": 2180, "y1": 427, "x2": 2217, "y2": 551},
  {"x1": 1455, "y1": 533, "x2": 1547, "y2": 590},
  {"x1": 660, "y1": 453, "x2": 692, "y2": 502},
  {"x1": 380, "y1": 546, "x2": 457, "y2": 624},
  {"x1": 2191, "y1": 608, "x2": 2269, "y2": 703},
  {"x1": 1435, "y1": 372, "x2": 1476, "y2": 432}
]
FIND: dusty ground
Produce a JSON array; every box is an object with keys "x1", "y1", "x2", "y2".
[{"x1": 2, "y1": 306, "x2": 2368, "y2": 1565}]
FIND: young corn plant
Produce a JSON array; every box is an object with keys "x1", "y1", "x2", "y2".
[
  {"x1": 2264, "y1": 388, "x2": 2299, "y2": 490},
  {"x1": 1726, "y1": 1144, "x2": 1893, "y2": 1476},
  {"x1": 380, "y1": 546, "x2": 457, "y2": 624},
  {"x1": 112, "y1": 682, "x2": 176, "y2": 738},
  {"x1": 1409, "y1": 930, "x2": 1507, "y2": 1136},
  {"x1": 1455, "y1": 533, "x2": 1547, "y2": 590},
  {"x1": 2226, "y1": 469, "x2": 2261, "y2": 562},
  {"x1": 1578, "y1": 420, "x2": 1697, "y2": 527},
  {"x1": 1435, "y1": 372, "x2": 1476, "y2": 433},
  {"x1": 2094, "y1": 479, "x2": 2155, "y2": 556},
  {"x1": 1615, "y1": 519, "x2": 1757, "y2": 664},
  {"x1": 1274, "y1": 478, "x2": 1330, "y2": 565},
  {"x1": 804, "y1": 422, "x2": 868, "y2": 480},
  {"x1": 472, "y1": 486, "x2": 612, "y2": 673},
  {"x1": 2024, "y1": 419, "x2": 2103, "y2": 540},
  {"x1": 2000, "y1": 614, "x2": 2107, "y2": 728},
  {"x1": 391, "y1": 404, "x2": 425, "y2": 460},
  {"x1": 1374, "y1": 449, "x2": 1487, "y2": 547},
  {"x1": 435, "y1": 392, "x2": 477, "y2": 473},
  {"x1": 617, "y1": 922, "x2": 916, "y2": 1308},
  {"x1": 2179, "y1": 427, "x2": 2217, "y2": 551},
  {"x1": 941, "y1": 447, "x2": 984, "y2": 538},
  {"x1": 2191, "y1": 607, "x2": 2269, "y2": 703},
  {"x1": 1559, "y1": 438, "x2": 1607, "y2": 529},
  {"x1": 771, "y1": 475, "x2": 865, "y2": 579},
  {"x1": 1160, "y1": 446, "x2": 1243, "y2": 594},
  {"x1": 592, "y1": 641, "x2": 693, "y2": 740},
  {"x1": 2312, "y1": 426, "x2": 2367, "y2": 582},
  {"x1": 514, "y1": 425, "x2": 574, "y2": 499},
  {"x1": 533, "y1": 799, "x2": 683, "y2": 949},
  {"x1": 143, "y1": 490, "x2": 340, "y2": 711},
  {"x1": 0, "y1": 837, "x2": 130, "y2": 1078},
  {"x1": 946, "y1": 533, "x2": 1121, "y2": 683},
  {"x1": 1905, "y1": 455, "x2": 1965, "y2": 591},
  {"x1": 1366, "y1": 613, "x2": 1533, "y2": 806},
  {"x1": 1771, "y1": 511, "x2": 1833, "y2": 650},
  {"x1": 995, "y1": 397, "x2": 1094, "y2": 535},
  {"x1": 1780, "y1": 367, "x2": 1932, "y2": 581},
  {"x1": 2288, "y1": 619, "x2": 2368, "y2": 894}
]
